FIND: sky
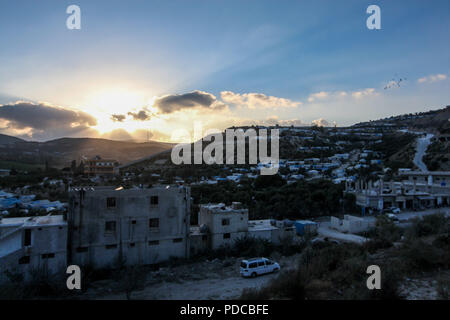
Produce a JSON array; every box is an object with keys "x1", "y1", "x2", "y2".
[{"x1": 0, "y1": 0, "x2": 449, "y2": 142}]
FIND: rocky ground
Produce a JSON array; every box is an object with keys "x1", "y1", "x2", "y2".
[{"x1": 80, "y1": 254, "x2": 300, "y2": 300}]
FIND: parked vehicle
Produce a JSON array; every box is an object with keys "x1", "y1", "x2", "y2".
[
  {"x1": 382, "y1": 207, "x2": 400, "y2": 214},
  {"x1": 386, "y1": 213, "x2": 399, "y2": 222},
  {"x1": 240, "y1": 258, "x2": 280, "y2": 277},
  {"x1": 388, "y1": 207, "x2": 401, "y2": 214}
]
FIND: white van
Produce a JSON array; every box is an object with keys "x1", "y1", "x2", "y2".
[{"x1": 240, "y1": 257, "x2": 280, "y2": 277}]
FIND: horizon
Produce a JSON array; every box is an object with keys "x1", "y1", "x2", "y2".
[
  {"x1": 1, "y1": 104, "x2": 447, "y2": 144},
  {"x1": 1, "y1": 0, "x2": 449, "y2": 143}
]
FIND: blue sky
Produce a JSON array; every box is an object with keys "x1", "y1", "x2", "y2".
[{"x1": 0, "y1": 0, "x2": 449, "y2": 141}]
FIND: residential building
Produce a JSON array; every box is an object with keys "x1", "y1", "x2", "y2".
[
  {"x1": 190, "y1": 202, "x2": 296, "y2": 254},
  {"x1": 67, "y1": 186, "x2": 191, "y2": 268},
  {"x1": 0, "y1": 215, "x2": 67, "y2": 283},
  {"x1": 196, "y1": 202, "x2": 248, "y2": 251},
  {"x1": 84, "y1": 156, "x2": 119, "y2": 177},
  {"x1": 346, "y1": 171, "x2": 450, "y2": 211},
  {"x1": 0, "y1": 169, "x2": 11, "y2": 177}
]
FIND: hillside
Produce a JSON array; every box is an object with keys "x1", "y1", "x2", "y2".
[
  {"x1": 0, "y1": 135, "x2": 173, "y2": 168},
  {"x1": 0, "y1": 133, "x2": 25, "y2": 144},
  {"x1": 354, "y1": 105, "x2": 450, "y2": 132}
]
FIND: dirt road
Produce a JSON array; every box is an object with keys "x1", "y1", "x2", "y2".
[{"x1": 82, "y1": 254, "x2": 300, "y2": 300}]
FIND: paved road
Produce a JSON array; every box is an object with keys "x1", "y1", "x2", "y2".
[{"x1": 413, "y1": 133, "x2": 434, "y2": 171}]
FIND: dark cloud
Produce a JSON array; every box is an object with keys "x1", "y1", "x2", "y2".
[
  {"x1": 0, "y1": 101, "x2": 97, "y2": 141},
  {"x1": 127, "y1": 109, "x2": 151, "y2": 121},
  {"x1": 0, "y1": 101, "x2": 96, "y2": 130},
  {"x1": 153, "y1": 90, "x2": 226, "y2": 114},
  {"x1": 111, "y1": 114, "x2": 126, "y2": 122}
]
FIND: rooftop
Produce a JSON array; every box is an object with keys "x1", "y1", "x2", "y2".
[
  {"x1": 248, "y1": 219, "x2": 278, "y2": 232},
  {"x1": 0, "y1": 215, "x2": 66, "y2": 227}
]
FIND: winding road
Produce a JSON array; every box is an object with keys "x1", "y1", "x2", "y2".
[{"x1": 413, "y1": 133, "x2": 434, "y2": 171}]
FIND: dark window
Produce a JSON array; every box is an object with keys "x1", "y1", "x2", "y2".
[
  {"x1": 18, "y1": 256, "x2": 30, "y2": 264},
  {"x1": 249, "y1": 262, "x2": 257, "y2": 268},
  {"x1": 258, "y1": 261, "x2": 265, "y2": 267},
  {"x1": 173, "y1": 238, "x2": 182, "y2": 243},
  {"x1": 222, "y1": 219, "x2": 230, "y2": 226},
  {"x1": 107, "y1": 197, "x2": 116, "y2": 208},
  {"x1": 105, "y1": 244, "x2": 117, "y2": 249},
  {"x1": 129, "y1": 242, "x2": 135, "y2": 247},
  {"x1": 150, "y1": 196, "x2": 159, "y2": 206},
  {"x1": 105, "y1": 221, "x2": 116, "y2": 233},
  {"x1": 202, "y1": 235, "x2": 207, "y2": 241},
  {"x1": 223, "y1": 233, "x2": 231, "y2": 239},
  {"x1": 149, "y1": 218, "x2": 159, "y2": 229},
  {"x1": 149, "y1": 240, "x2": 159, "y2": 246},
  {"x1": 76, "y1": 247, "x2": 88, "y2": 253},
  {"x1": 24, "y1": 229, "x2": 31, "y2": 246},
  {"x1": 131, "y1": 220, "x2": 136, "y2": 225},
  {"x1": 266, "y1": 260, "x2": 274, "y2": 265},
  {"x1": 38, "y1": 227, "x2": 42, "y2": 231},
  {"x1": 42, "y1": 253, "x2": 55, "y2": 259}
]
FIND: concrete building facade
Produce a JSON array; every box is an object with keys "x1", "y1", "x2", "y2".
[
  {"x1": 84, "y1": 156, "x2": 119, "y2": 177},
  {"x1": 68, "y1": 186, "x2": 191, "y2": 268},
  {"x1": 190, "y1": 202, "x2": 296, "y2": 254},
  {"x1": 0, "y1": 215, "x2": 67, "y2": 283},
  {"x1": 197, "y1": 202, "x2": 248, "y2": 251},
  {"x1": 346, "y1": 171, "x2": 450, "y2": 211}
]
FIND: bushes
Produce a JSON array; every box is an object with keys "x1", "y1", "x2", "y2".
[
  {"x1": 0, "y1": 267, "x2": 69, "y2": 300},
  {"x1": 363, "y1": 238, "x2": 393, "y2": 254},
  {"x1": 407, "y1": 213, "x2": 449, "y2": 238},
  {"x1": 241, "y1": 267, "x2": 308, "y2": 300},
  {"x1": 374, "y1": 215, "x2": 403, "y2": 242},
  {"x1": 232, "y1": 235, "x2": 274, "y2": 258},
  {"x1": 437, "y1": 275, "x2": 450, "y2": 300},
  {"x1": 399, "y1": 240, "x2": 448, "y2": 272}
]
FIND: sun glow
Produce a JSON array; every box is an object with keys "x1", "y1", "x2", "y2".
[{"x1": 85, "y1": 89, "x2": 149, "y2": 115}]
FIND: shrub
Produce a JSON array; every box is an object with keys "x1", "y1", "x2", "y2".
[
  {"x1": 437, "y1": 276, "x2": 450, "y2": 300},
  {"x1": 363, "y1": 238, "x2": 393, "y2": 254},
  {"x1": 408, "y1": 213, "x2": 449, "y2": 238},
  {"x1": 400, "y1": 240, "x2": 446, "y2": 272}
]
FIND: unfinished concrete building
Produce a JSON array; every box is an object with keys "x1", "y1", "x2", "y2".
[
  {"x1": 68, "y1": 186, "x2": 191, "y2": 268},
  {"x1": 190, "y1": 202, "x2": 296, "y2": 254},
  {"x1": 0, "y1": 215, "x2": 67, "y2": 283},
  {"x1": 196, "y1": 202, "x2": 249, "y2": 251},
  {"x1": 346, "y1": 171, "x2": 450, "y2": 211}
]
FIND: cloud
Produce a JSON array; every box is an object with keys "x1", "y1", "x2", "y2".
[
  {"x1": 311, "y1": 118, "x2": 330, "y2": 127},
  {"x1": 417, "y1": 74, "x2": 447, "y2": 84},
  {"x1": 263, "y1": 116, "x2": 303, "y2": 126},
  {"x1": 101, "y1": 128, "x2": 133, "y2": 141},
  {"x1": 351, "y1": 88, "x2": 376, "y2": 99},
  {"x1": 111, "y1": 114, "x2": 126, "y2": 122},
  {"x1": 307, "y1": 91, "x2": 329, "y2": 102},
  {"x1": 221, "y1": 91, "x2": 301, "y2": 109},
  {"x1": 153, "y1": 90, "x2": 226, "y2": 114},
  {"x1": 127, "y1": 109, "x2": 152, "y2": 121},
  {"x1": 307, "y1": 88, "x2": 375, "y2": 102},
  {"x1": 0, "y1": 101, "x2": 97, "y2": 140}
]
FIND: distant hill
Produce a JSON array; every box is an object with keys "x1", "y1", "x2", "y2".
[
  {"x1": 0, "y1": 133, "x2": 26, "y2": 145},
  {"x1": 354, "y1": 105, "x2": 450, "y2": 132},
  {"x1": 0, "y1": 134, "x2": 174, "y2": 168}
]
